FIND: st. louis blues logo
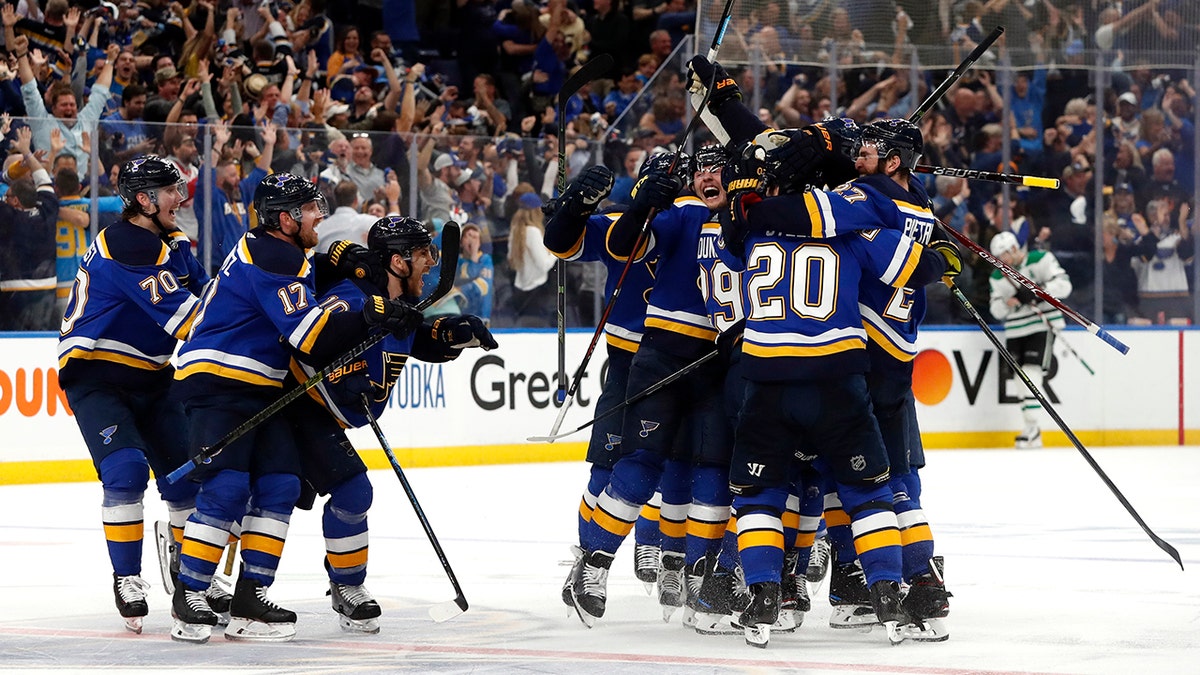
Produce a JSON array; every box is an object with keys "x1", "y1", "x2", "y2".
[
  {"x1": 264, "y1": 174, "x2": 293, "y2": 188},
  {"x1": 100, "y1": 425, "x2": 118, "y2": 445},
  {"x1": 638, "y1": 420, "x2": 660, "y2": 438},
  {"x1": 603, "y1": 433, "x2": 622, "y2": 453}
]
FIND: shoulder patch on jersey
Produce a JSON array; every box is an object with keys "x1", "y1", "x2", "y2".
[
  {"x1": 243, "y1": 230, "x2": 309, "y2": 277},
  {"x1": 99, "y1": 221, "x2": 171, "y2": 267}
]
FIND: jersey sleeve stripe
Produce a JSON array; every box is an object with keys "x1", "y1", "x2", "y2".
[
  {"x1": 552, "y1": 230, "x2": 587, "y2": 261},
  {"x1": 97, "y1": 230, "x2": 113, "y2": 259},
  {"x1": 892, "y1": 242, "x2": 922, "y2": 288},
  {"x1": 164, "y1": 296, "x2": 201, "y2": 340},
  {"x1": 291, "y1": 307, "x2": 331, "y2": 354},
  {"x1": 861, "y1": 318, "x2": 917, "y2": 363},
  {"x1": 802, "y1": 192, "x2": 824, "y2": 237}
]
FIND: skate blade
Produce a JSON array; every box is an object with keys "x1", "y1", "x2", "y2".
[
  {"x1": 681, "y1": 606, "x2": 696, "y2": 629},
  {"x1": 884, "y1": 620, "x2": 907, "y2": 645},
  {"x1": 774, "y1": 609, "x2": 802, "y2": 633},
  {"x1": 339, "y1": 615, "x2": 381, "y2": 634},
  {"x1": 660, "y1": 601, "x2": 682, "y2": 623},
  {"x1": 639, "y1": 580, "x2": 656, "y2": 595},
  {"x1": 171, "y1": 620, "x2": 212, "y2": 643},
  {"x1": 154, "y1": 520, "x2": 176, "y2": 595},
  {"x1": 214, "y1": 611, "x2": 230, "y2": 627},
  {"x1": 693, "y1": 612, "x2": 741, "y2": 636},
  {"x1": 906, "y1": 618, "x2": 950, "y2": 642},
  {"x1": 829, "y1": 604, "x2": 878, "y2": 631},
  {"x1": 569, "y1": 594, "x2": 599, "y2": 629},
  {"x1": 223, "y1": 618, "x2": 296, "y2": 642},
  {"x1": 123, "y1": 616, "x2": 144, "y2": 634},
  {"x1": 743, "y1": 623, "x2": 770, "y2": 648}
]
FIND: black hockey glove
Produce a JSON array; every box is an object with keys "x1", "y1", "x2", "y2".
[
  {"x1": 630, "y1": 166, "x2": 683, "y2": 214},
  {"x1": 763, "y1": 125, "x2": 833, "y2": 188},
  {"x1": 362, "y1": 296, "x2": 423, "y2": 338},
  {"x1": 687, "y1": 55, "x2": 742, "y2": 109},
  {"x1": 543, "y1": 165, "x2": 614, "y2": 221},
  {"x1": 928, "y1": 239, "x2": 962, "y2": 280},
  {"x1": 329, "y1": 240, "x2": 383, "y2": 287},
  {"x1": 719, "y1": 141, "x2": 768, "y2": 257},
  {"x1": 1014, "y1": 285, "x2": 1038, "y2": 305},
  {"x1": 430, "y1": 314, "x2": 499, "y2": 350}
]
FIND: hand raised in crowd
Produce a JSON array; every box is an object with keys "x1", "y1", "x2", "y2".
[
  {"x1": 370, "y1": 48, "x2": 388, "y2": 65},
  {"x1": 182, "y1": 78, "x2": 202, "y2": 99},
  {"x1": 1180, "y1": 203, "x2": 1192, "y2": 239},
  {"x1": 30, "y1": 48, "x2": 47, "y2": 69},
  {"x1": 197, "y1": 58, "x2": 212, "y2": 83},
  {"x1": 520, "y1": 115, "x2": 536, "y2": 134},
  {"x1": 80, "y1": 130, "x2": 93, "y2": 156},
  {"x1": 105, "y1": 41, "x2": 120, "y2": 64},
  {"x1": 63, "y1": 6, "x2": 81, "y2": 29},
  {"x1": 439, "y1": 85, "x2": 459, "y2": 103},
  {"x1": 1, "y1": 4, "x2": 18, "y2": 28},
  {"x1": 213, "y1": 121, "x2": 231, "y2": 149},
  {"x1": 311, "y1": 88, "x2": 329, "y2": 118},
  {"x1": 50, "y1": 127, "x2": 66, "y2": 157},
  {"x1": 383, "y1": 170, "x2": 401, "y2": 205},
  {"x1": 13, "y1": 125, "x2": 34, "y2": 157},
  {"x1": 260, "y1": 120, "x2": 278, "y2": 147},
  {"x1": 285, "y1": 55, "x2": 300, "y2": 79},
  {"x1": 306, "y1": 50, "x2": 319, "y2": 79},
  {"x1": 0, "y1": 113, "x2": 10, "y2": 138}
]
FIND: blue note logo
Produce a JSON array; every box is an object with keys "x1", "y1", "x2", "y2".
[
  {"x1": 100, "y1": 425, "x2": 118, "y2": 445},
  {"x1": 638, "y1": 420, "x2": 660, "y2": 438},
  {"x1": 604, "y1": 433, "x2": 622, "y2": 453}
]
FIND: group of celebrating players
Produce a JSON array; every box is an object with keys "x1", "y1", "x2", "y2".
[{"x1": 548, "y1": 54, "x2": 964, "y2": 647}]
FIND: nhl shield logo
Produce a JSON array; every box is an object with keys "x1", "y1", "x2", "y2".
[
  {"x1": 850, "y1": 455, "x2": 867, "y2": 472},
  {"x1": 639, "y1": 420, "x2": 660, "y2": 438}
]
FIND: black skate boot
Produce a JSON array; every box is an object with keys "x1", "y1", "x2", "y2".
[
  {"x1": 113, "y1": 574, "x2": 150, "y2": 634},
  {"x1": 902, "y1": 556, "x2": 951, "y2": 642},
  {"x1": 688, "y1": 564, "x2": 740, "y2": 635},
  {"x1": 869, "y1": 579, "x2": 915, "y2": 645},
  {"x1": 779, "y1": 549, "x2": 808, "y2": 633},
  {"x1": 204, "y1": 576, "x2": 233, "y2": 625},
  {"x1": 657, "y1": 551, "x2": 686, "y2": 622},
  {"x1": 562, "y1": 545, "x2": 583, "y2": 608},
  {"x1": 738, "y1": 581, "x2": 781, "y2": 648},
  {"x1": 171, "y1": 581, "x2": 220, "y2": 643},
  {"x1": 569, "y1": 549, "x2": 613, "y2": 628},
  {"x1": 633, "y1": 543, "x2": 660, "y2": 593},
  {"x1": 828, "y1": 559, "x2": 875, "y2": 629},
  {"x1": 680, "y1": 556, "x2": 707, "y2": 629},
  {"x1": 806, "y1": 534, "x2": 830, "y2": 583},
  {"x1": 330, "y1": 581, "x2": 382, "y2": 633},
  {"x1": 225, "y1": 574, "x2": 297, "y2": 641}
]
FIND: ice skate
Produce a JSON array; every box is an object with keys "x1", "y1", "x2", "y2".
[
  {"x1": 569, "y1": 549, "x2": 613, "y2": 628},
  {"x1": 633, "y1": 543, "x2": 660, "y2": 594},
  {"x1": 1015, "y1": 425, "x2": 1042, "y2": 449},
  {"x1": 902, "y1": 556, "x2": 951, "y2": 642},
  {"x1": 205, "y1": 575, "x2": 233, "y2": 625},
  {"x1": 687, "y1": 565, "x2": 742, "y2": 635},
  {"x1": 737, "y1": 581, "x2": 781, "y2": 648},
  {"x1": 154, "y1": 520, "x2": 177, "y2": 594},
  {"x1": 806, "y1": 534, "x2": 830, "y2": 584},
  {"x1": 828, "y1": 560, "x2": 876, "y2": 630},
  {"x1": 330, "y1": 581, "x2": 382, "y2": 634},
  {"x1": 224, "y1": 575, "x2": 297, "y2": 642},
  {"x1": 113, "y1": 574, "x2": 150, "y2": 634},
  {"x1": 778, "y1": 552, "x2": 808, "y2": 633},
  {"x1": 680, "y1": 557, "x2": 707, "y2": 629},
  {"x1": 562, "y1": 545, "x2": 583, "y2": 608},
  {"x1": 869, "y1": 579, "x2": 915, "y2": 645},
  {"x1": 171, "y1": 581, "x2": 219, "y2": 643},
  {"x1": 657, "y1": 552, "x2": 686, "y2": 622}
]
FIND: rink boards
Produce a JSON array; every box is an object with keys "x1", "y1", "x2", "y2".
[{"x1": 1, "y1": 327, "x2": 1198, "y2": 484}]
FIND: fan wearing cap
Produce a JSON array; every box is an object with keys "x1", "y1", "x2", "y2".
[
  {"x1": 284, "y1": 215, "x2": 494, "y2": 632},
  {"x1": 170, "y1": 174, "x2": 427, "y2": 643},
  {"x1": 417, "y1": 140, "x2": 463, "y2": 226},
  {"x1": 0, "y1": 126, "x2": 60, "y2": 331},
  {"x1": 55, "y1": 154, "x2": 212, "y2": 634},
  {"x1": 988, "y1": 230, "x2": 1072, "y2": 450}
]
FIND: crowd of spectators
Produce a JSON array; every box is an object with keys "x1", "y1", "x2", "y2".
[{"x1": 0, "y1": 0, "x2": 1195, "y2": 332}]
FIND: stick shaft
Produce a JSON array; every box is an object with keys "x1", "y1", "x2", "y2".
[
  {"x1": 946, "y1": 281, "x2": 1180, "y2": 568},
  {"x1": 915, "y1": 164, "x2": 1059, "y2": 189},
  {"x1": 910, "y1": 25, "x2": 1004, "y2": 123}
]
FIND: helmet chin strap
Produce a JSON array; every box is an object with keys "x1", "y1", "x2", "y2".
[{"x1": 385, "y1": 255, "x2": 421, "y2": 301}]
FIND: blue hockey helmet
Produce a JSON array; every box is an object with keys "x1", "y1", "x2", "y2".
[{"x1": 253, "y1": 173, "x2": 329, "y2": 230}]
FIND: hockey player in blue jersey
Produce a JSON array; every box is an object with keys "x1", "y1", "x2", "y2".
[
  {"x1": 288, "y1": 216, "x2": 496, "y2": 633},
  {"x1": 718, "y1": 137, "x2": 962, "y2": 646},
  {"x1": 170, "y1": 174, "x2": 427, "y2": 643},
  {"x1": 57, "y1": 155, "x2": 213, "y2": 634},
  {"x1": 565, "y1": 148, "x2": 730, "y2": 627}
]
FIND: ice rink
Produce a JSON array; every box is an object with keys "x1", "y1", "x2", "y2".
[{"x1": 1, "y1": 446, "x2": 1197, "y2": 674}]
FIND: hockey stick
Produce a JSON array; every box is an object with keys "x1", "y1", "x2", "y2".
[
  {"x1": 915, "y1": 164, "x2": 1059, "y2": 189},
  {"x1": 909, "y1": 25, "x2": 1004, "y2": 123},
  {"x1": 1031, "y1": 303, "x2": 1096, "y2": 376},
  {"x1": 945, "y1": 279, "x2": 1181, "y2": 569},
  {"x1": 555, "y1": 54, "x2": 616, "y2": 405},
  {"x1": 541, "y1": 2, "x2": 736, "y2": 440},
  {"x1": 528, "y1": 350, "x2": 718, "y2": 443},
  {"x1": 937, "y1": 223, "x2": 1129, "y2": 354},
  {"x1": 360, "y1": 394, "x2": 468, "y2": 622},
  {"x1": 165, "y1": 224, "x2": 462, "y2": 484}
]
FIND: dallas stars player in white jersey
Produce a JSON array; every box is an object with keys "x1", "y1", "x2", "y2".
[{"x1": 987, "y1": 231, "x2": 1072, "y2": 448}]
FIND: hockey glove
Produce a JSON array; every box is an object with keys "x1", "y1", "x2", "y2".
[
  {"x1": 630, "y1": 167, "x2": 683, "y2": 214},
  {"x1": 1014, "y1": 285, "x2": 1039, "y2": 305},
  {"x1": 363, "y1": 296, "x2": 423, "y2": 338},
  {"x1": 543, "y1": 165, "x2": 614, "y2": 221},
  {"x1": 928, "y1": 239, "x2": 962, "y2": 281},
  {"x1": 329, "y1": 240, "x2": 382, "y2": 286},
  {"x1": 431, "y1": 315, "x2": 498, "y2": 350},
  {"x1": 687, "y1": 55, "x2": 742, "y2": 109},
  {"x1": 762, "y1": 125, "x2": 833, "y2": 189}
]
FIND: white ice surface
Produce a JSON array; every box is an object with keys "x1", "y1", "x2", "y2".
[{"x1": 1, "y1": 447, "x2": 1197, "y2": 674}]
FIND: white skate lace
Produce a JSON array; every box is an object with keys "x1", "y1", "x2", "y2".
[
  {"x1": 658, "y1": 555, "x2": 684, "y2": 603},
  {"x1": 255, "y1": 584, "x2": 286, "y2": 611},
  {"x1": 581, "y1": 558, "x2": 610, "y2": 599},
  {"x1": 116, "y1": 575, "x2": 150, "y2": 603},
  {"x1": 184, "y1": 588, "x2": 215, "y2": 614},
  {"x1": 336, "y1": 583, "x2": 375, "y2": 607},
  {"x1": 205, "y1": 576, "x2": 232, "y2": 600},
  {"x1": 808, "y1": 537, "x2": 830, "y2": 574},
  {"x1": 634, "y1": 544, "x2": 660, "y2": 575}
]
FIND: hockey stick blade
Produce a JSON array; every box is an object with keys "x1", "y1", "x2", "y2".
[
  {"x1": 558, "y1": 54, "x2": 613, "y2": 107},
  {"x1": 428, "y1": 595, "x2": 469, "y2": 623},
  {"x1": 165, "y1": 225, "x2": 462, "y2": 484}
]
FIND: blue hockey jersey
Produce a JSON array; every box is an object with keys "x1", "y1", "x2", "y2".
[
  {"x1": 696, "y1": 221, "x2": 745, "y2": 335},
  {"x1": 550, "y1": 211, "x2": 655, "y2": 354},
  {"x1": 174, "y1": 228, "x2": 367, "y2": 396},
  {"x1": 58, "y1": 222, "x2": 208, "y2": 387}
]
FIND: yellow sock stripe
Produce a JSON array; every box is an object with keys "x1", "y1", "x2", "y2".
[
  {"x1": 578, "y1": 497, "x2": 595, "y2": 524},
  {"x1": 738, "y1": 529, "x2": 785, "y2": 551},
  {"x1": 659, "y1": 518, "x2": 687, "y2": 539},
  {"x1": 900, "y1": 523, "x2": 934, "y2": 545},
  {"x1": 241, "y1": 532, "x2": 285, "y2": 558},
  {"x1": 781, "y1": 510, "x2": 800, "y2": 530},
  {"x1": 182, "y1": 538, "x2": 226, "y2": 564},
  {"x1": 854, "y1": 528, "x2": 902, "y2": 555},
  {"x1": 591, "y1": 507, "x2": 636, "y2": 539},
  {"x1": 171, "y1": 525, "x2": 184, "y2": 545},
  {"x1": 793, "y1": 530, "x2": 817, "y2": 549},
  {"x1": 103, "y1": 522, "x2": 143, "y2": 543},
  {"x1": 824, "y1": 507, "x2": 851, "y2": 527},
  {"x1": 686, "y1": 518, "x2": 730, "y2": 541},
  {"x1": 639, "y1": 503, "x2": 661, "y2": 522},
  {"x1": 328, "y1": 548, "x2": 369, "y2": 569}
]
